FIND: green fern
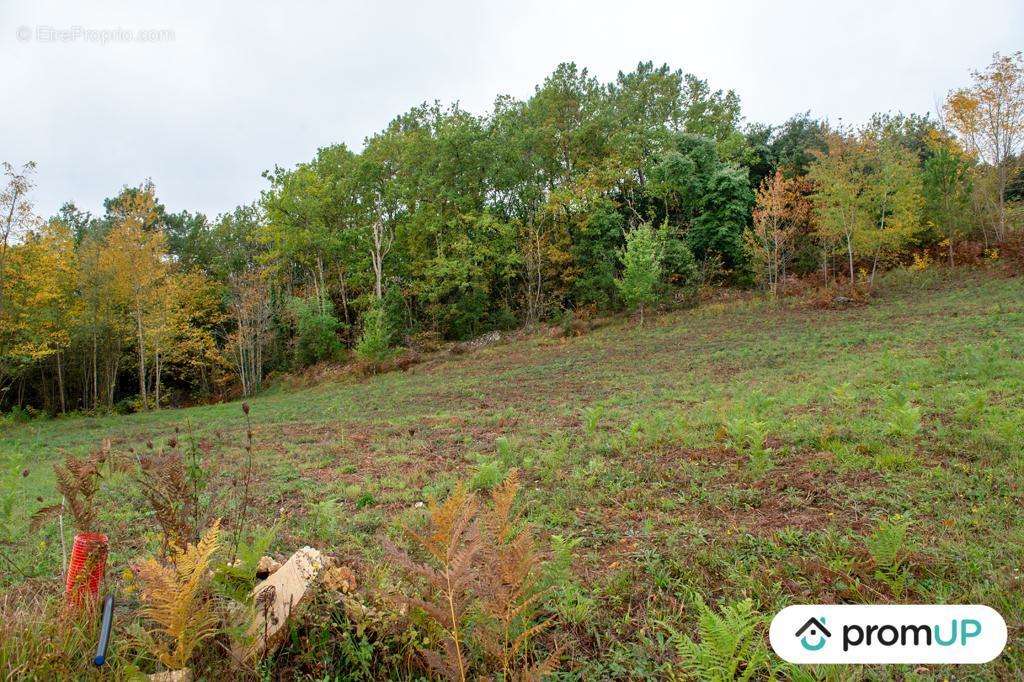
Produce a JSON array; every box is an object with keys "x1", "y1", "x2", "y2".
[
  {"x1": 865, "y1": 515, "x2": 914, "y2": 597},
  {"x1": 669, "y1": 597, "x2": 771, "y2": 681},
  {"x1": 883, "y1": 391, "x2": 922, "y2": 439}
]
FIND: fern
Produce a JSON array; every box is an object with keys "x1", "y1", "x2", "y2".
[
  {"x1": 386, "y1": 472, "x2": 559, "y2": 680},
  {"x1": 865, "y1": 515, "x2": 913, "y2": 597},
  {"x1": 669, "y1": 597, "x2": 771, "y2": 681},
  {"x1": 383, "y1": 483, "x2": 480, "y2": 682},
  {"x1": 476, "y1": 469, "x2": 557, "y2": 679},
  {"x1": 884, "y1": 391, "x2": 922, "y2": 439},
  {"x1": 723, "y1": 416, "x2": 773, "y2": 477},
  {"x1": 36, "y1": 444, "x2": 107, "y2": 534},
  {"x1": 213, "y1": 524, "x2": 278, "y2": 602},
  {"x1": 135, "y1": 520, "x2": 222, "y2": 670}
]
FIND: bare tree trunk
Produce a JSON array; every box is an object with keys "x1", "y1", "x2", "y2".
[
  {"x1": 154, "y1": 350, "x2": 161, "y2": 409},
  {"x1": 846, "y1": 233, "x2": 855, "y2": 288},
  {"x1": 135, "y1": 312, "x2": 147, "y2": 410},
  {"x1": 92, "y1": 333, "x2": 99, "y2": 410},
  {"x1": 56, "y1": 351, "x2": 66, "y2": 414}
]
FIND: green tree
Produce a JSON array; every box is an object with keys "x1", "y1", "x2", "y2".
[
  {"x1": 923, "y1": 141, "x2": 974, "y2": 265},
  {"x1": 809, "y1": 131, "x2": 923, "y2": 288},
  {"x1": 616, "y1": 223, "x2": 662, "y2": 325},
  {"x1": 290, "y1": 293, "x2": 342, "y2": 366}
]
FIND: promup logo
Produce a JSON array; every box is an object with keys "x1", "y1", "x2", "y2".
[
  {"x1": 770, "y1": 605, "x2": 1006, "y2": 664},
  {"x1": 795, "y1": 617, "x2": 830, "y2": 651}
]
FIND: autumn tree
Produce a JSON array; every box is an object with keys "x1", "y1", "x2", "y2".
[
  {"x1": 0, "y1": 162, "x2": 39, "y2": 327},
  {"x1": 860, "y1": 139, "x2": 924, "y2": 284},
  {"x1": 744, "y1": 170, "x2": 812, "y2": 295},
  {"x1": 101, "y1": 184, "x2": 172, "y2": 409},
  {"x1": 0, "y1": 221, "x2": 75, "y2": 407},
  {"x1": 944, "y1": 51, "x2": 1024, "y2": 240}
]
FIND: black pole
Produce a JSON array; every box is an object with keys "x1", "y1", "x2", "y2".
[{"x1": 93, "y1": 594, "x2": 114, "y2": 666}]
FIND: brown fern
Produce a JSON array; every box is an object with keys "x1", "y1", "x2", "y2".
[
  {"x1": 32, "y1": 443, "x2": 108, "y2": 534},
  {"x1": 135, "y1": 519, "x2": 222, "y2": 670},
  {"x1": 384, "y1": 483, "x2": 480, "y2": 682},
  {"x1": 135, "y1": 443, "x2": 206, "y2": 553},
  {"x1": 477, "y1": 469, "x2": 557, "y2": 680},
  {"x1": 386, "y1": 473, "x2": 559, "y2": 681}
]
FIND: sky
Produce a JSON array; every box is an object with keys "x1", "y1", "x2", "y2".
[{"x1": 1, "y1": 0, "x2": 1022, "y2": 220}]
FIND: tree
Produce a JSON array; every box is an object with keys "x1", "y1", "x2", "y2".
[
  {"x1": 923, "y1": 140, "x2": 974, "y2": 265},
  {"x1": 809, "y1": 132, "x2": 869, "y2": 287},
  {"x1": 227, "y1": 269, "x2": 271, "y2": 397},
  {"x1": 809, "y1": 131, "x2": 922, "y2": 288},
  {"x1": 648, "y1": 133, "x2": 754, "y2": 271},
  {"x1": 744, "y1": 170, "x2": 812, "y2": 295},
  {"x1": 0, "y1": 220, "x2": 75, "y2": 406},
  {"x1": 616, "y1": 223, "x2": 661, "y2": 325},
  {"x1": 100, "y1": 184, "x2": 171, "y2": 410},
  {"x1": 0, "y1": 162, "x2": 39, "y2": 327},
  {"x1": 860, "y1": 139, "x2": 923, "y2": 284},
  {"x1": 944, "y1": 51, "x2": 1024, "y2": 240}
]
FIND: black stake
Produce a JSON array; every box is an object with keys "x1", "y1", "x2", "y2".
[{"x1": 93, "y1": 594, "x2": 115, "y2": 666}]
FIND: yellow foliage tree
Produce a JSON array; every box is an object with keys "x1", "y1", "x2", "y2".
[
  {"x1": 99, "y1": 184, "x2": 171, "y2": 409},
  {"x1": 0, "y1": 220, "x2": 76, "y2": 401},
  {"x1": 944, "y1": 51, "x2": 1024, "y2": 240}
]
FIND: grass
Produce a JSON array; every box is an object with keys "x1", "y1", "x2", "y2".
[{"x1": 3, "y1": 267, "x2": 1024, "y2": 678}]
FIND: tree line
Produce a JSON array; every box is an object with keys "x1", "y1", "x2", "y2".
[{"x1": 1, "y1": 53, "x2": 1022, "y2": 414}]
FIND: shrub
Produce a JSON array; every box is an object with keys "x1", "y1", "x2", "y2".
[{"x1": 291, "y1": 294, "x2": 342, "y2": 366}]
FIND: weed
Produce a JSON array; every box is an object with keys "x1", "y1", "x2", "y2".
[
  {"x1": 581, "y1": 404, "x2": 605, "y2": 438},
  {"x1": 723, "y1": 415, "x2": 773, "y2": 477},
  {"x1": 308, "y1": 496, "x2": 342, "y2": 539},
  {"x1": 470, "y1": 459, "x2": 506, "y2": 492}
]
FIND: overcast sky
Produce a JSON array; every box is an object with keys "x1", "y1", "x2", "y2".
[{"x1": 1, "y1": 1, "x2": 1021, "y2": 220}]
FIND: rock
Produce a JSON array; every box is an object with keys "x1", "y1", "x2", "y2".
[
  {"x1": 323, "y1": 564, "x2": 357, "y2": 593},
  {"x1": 149, "y1": 670, "x2": 192, "y2": 682},
  {"x1": 243, "y1": 546, "x2": 329, "y2": 658},
  {"x1": 452, "y1": 330, "x2": 502, "y2": 355},
  {"x1": 255, "y1": 555, "x2": 281, "y2": 579}
]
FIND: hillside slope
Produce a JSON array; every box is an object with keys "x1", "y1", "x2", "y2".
[{"x1": 3, "y1": 270, "x2": 1024, "y2": 676}]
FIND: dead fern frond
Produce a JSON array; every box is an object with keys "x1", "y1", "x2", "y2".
[
  {"x1": 385, "y1": 483, "x2": 480, "y2": 682},
  {"x1": 45, "y1": 444, "x2": 107, "y2": 534},
  {"x1": 387, "y1": 472, "x2": 558, "y2": 681},
  {"x1": 135, "y1": 519, "x2": 222, "y2": 670},
  {"x1": 136, "y1": 448, "x2": 195, "y2": 553},
  {"x1": 477, "y1": 469, "x2": 556, "y2": 680}
]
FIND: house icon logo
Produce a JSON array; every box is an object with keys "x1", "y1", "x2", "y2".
[{"x1": 795, "y1": 617, "x2": 831, "y2": 651}]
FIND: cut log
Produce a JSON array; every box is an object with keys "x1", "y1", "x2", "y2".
[{"x1": 244, "y1": 546, "x2": 328, "y2": 657}]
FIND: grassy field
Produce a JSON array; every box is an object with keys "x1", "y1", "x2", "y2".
[{"x1": 3, "y1": 268, "x2": 1024, "y2": 679}]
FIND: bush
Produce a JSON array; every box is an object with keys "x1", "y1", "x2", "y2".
[
  {"x1": 354, "y1": 303, "x2": 392, "y2": 365},
  {"x1": 291, "y1": 295, "x2": 343, "y2": 366}
]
